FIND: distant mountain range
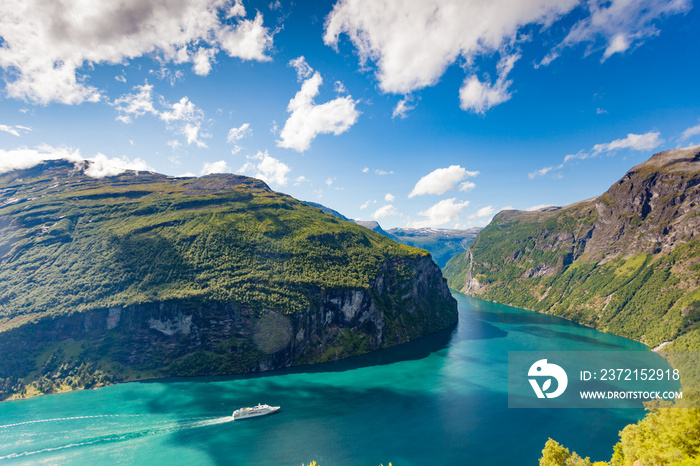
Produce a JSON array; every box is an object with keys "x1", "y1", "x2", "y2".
[{"x1": 305, "y1": 204, "x2": 482, "y2": 268}]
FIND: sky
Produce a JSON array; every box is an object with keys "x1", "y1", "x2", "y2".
[{"x1": 0, "y1": 0, "x2": 699, "y2": 229}]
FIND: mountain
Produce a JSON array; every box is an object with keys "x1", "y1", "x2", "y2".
[
  {"x1": 353, "y1": 220, "x2": 395, "y2": 239},
  {"x1": 444, "y1": 146, "x2": 700, "y2": 349},
  {"x1": 386, "y1": 227, "x2": 482, "y2": 268},
  {"x1": 304, "y1": 201, "x2": 352, "y2": 222},
  {"x1": 303, "y1": 203, "x2": 481, "y2": 267},
  {"x1": 0, "y1": 160, "x2": 457, "y2": 400}
]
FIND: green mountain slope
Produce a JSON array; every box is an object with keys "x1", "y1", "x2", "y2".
[
  {"x1": 303, "y1": 204, "x2": 482, "y2": 268},
  {"x1": 0, "y1": 160, "x2": 457, "y2": 399},
  {"x1": 444, "y1": 146, "x2": 700, "y2": 349}
]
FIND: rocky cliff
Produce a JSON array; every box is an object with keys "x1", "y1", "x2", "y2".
[
  {"x1": 444, "y1": 146, "x2": 700, "y2": 348},
  {"x1": 0, "y1": 160, "x2": 457, "y2": 399}
]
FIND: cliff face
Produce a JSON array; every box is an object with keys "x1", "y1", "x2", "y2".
[
  {"x1": 0, "y1": 160, "x2": 457, "y2": 399},
  {"x1": 444, "y1": 146, "x2": 700, "y2": 347},
  {"x1": 1, "y1": 255, "x2": 455, "y2": 386}
]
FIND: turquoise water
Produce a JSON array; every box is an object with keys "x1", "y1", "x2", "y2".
[{"x1": 0, "y1": 293, "x2": 662, "y2": 465}]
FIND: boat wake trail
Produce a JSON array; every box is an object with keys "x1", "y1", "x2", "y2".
[
  {"x1": 0, "y1": 416, "x2": 234, "y2": 460},
  {"x1": 0, "y1": 414, "x2": 135, "y2": 430}
]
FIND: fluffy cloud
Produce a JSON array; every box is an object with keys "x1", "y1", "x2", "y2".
[
  {"x1": 0, "y1": 0, "x2": 274, "y2": 104},
  {"x1": 324, "y1": 0, "x2": 687, "y2": 113},
  {"x1": 372, "y1": 204, "x2": 400, "y2": 220},
  {"x1": 201, "y1": 160, "x2": 231, "y2": 175},
  {"x1": 227, "y1": 123, "x2": 252, "y2": 153},
  {"x1": 0, "y1": 144, "x2": 151, "y2": 177},
  {"x1": 239, "y1": 150, "x2": 290, "y2": 186},
  {"x1": 459, "y1": 53, "x2": 519, "y2": 113},
  {"x1": 289, "y1": 56, "x2": 314, "y2": 81},
  {"x1": 0, "y1": 124, "x2": 31, "y2": 137},
  {"x1": 113, "y1": 83, "x2": 158, "y2": 124},
  {"x1": 409, "y1": 165, "x2": 479, "y2": 198},
  {"x1": 526, "y1": 204, "x2": 554, "y2": 211},
  {"x1": 592, "y1": 131, "x2": 663, "y2": 155},
  {"x1": 114, "y1": 83, "x2": 209, "y2": 148},
  {"x1": 530, "y1": 130, "x2": 663, "y2": 178},
  {"x1": 360, "y1": 199, "x2": 372, "y2": 210},
  {"x1": 277, "y1": 57, "x2": 360, "y2": 152},
  {"x1": 84, "y1": 153, "x2": 153, "y2": 177},
  {"x1": 680, "y1": 124, "x2": 700, "y2": 141},
  {"x1": 467, "y1": 205, "x2": 496, "y2": 219},
  {"x1": 384, "y1": 193, "x2": 396, "y2": 202},
  {"x1": 408, "y1": 198, "x2": 470, "y2": 227}
]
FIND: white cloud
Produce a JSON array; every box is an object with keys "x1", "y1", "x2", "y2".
[
  {"x1": 289, "y1": 56, "x2": 314, "y2": 81},
  {"x1": 325, "y1": 177, "x2": 335, "y2": 186},
  {"x1": 591, "y1": 131, "x2": 663, "y2": 155},
  {"x1": 113, "y1": 83, "x2": 158, "y2": 124},
  {"x1": 526, "y1": 204, "x2": 554, "y2": 211},
  {"x1": 468, "y1": 205, "x2": 496, "y2": 219},
  {"x1": 392, "y1": 95, "x2": 415, "y2": 119},
  {"x1": 227, "y1": 122, "x2": 252, "y2": 153},
  {"x1": 334, "y1": 81, "x2": 347, "y2": 94},
  {"x1": 0, "y1": 144, "x2": 151, "y2": 177},
  {"x1": 0, "y1": 124, "x2": 31, "y2": 137},
  {"x1": 530, "y1": 130, "x2": 663, "y2": 178},
  {"x1": 115, "y1": 74, "x2": 127, "y2": 83},
  {"x1": 384, "y1": 193, "x2": 395, "y2": 202},
  {"x1": 227, "y1": 0, "x2": 246, "y2": 18},
  {"x1": 372, "y1": 204, "x2": 400, "y2": 220},
  {"x1": 227, "y1": 123, "x2": 251, "y2": 142},
  {"x1": 408, "y1": 165, "x2": 479, "y2": 198},
  {"x1": 167, "y1": 140, "x2": 182, "y2": 151},
  {"x1": 459, "y1": 53, "x2": 519, "y2": 114},
  {"x1": 681, "y1": 124, "x2": 700, "y2": 141},
  {"x1": 182, "y1": 123, "x2": 209, "y2": 148},
  {"x1": 528, "y1": 165, "x2": 556, "y2": 179},
  {"x1": 408, "y1": 198, "x2": 470, "y2": 228},
  {"x1": 84, "y1": 153, "x2": 153, "y2": 177},
  {"x1": 201, "y1": 160, "x2": 231, "y2": 175},
  {"x1": 114, "y1": 83, "x2": 209, "y2": 148},
  {"x1": 362, "y1": 167, "x2": 369, "y2": 173},
  {"x1": 192, "y1": 47, "x2": 217, "y2": 76},
  {"x1": 294, "y1": 175, "x2": 309, "y2": 185},
  {"x1": 278, "y1": 59, "x2": 360, "y2": 152},
  {"x1": 239, "y1": 150, "x2": 290, "y2": 186},
  {"x1": 545, "y1": 0, "x2": 691, "y2": 64},
  {"x1": 375, "y1": 169, "x2": 394, "y2": 175},
  {"x1": 324, "y1": 0, "x2": 686, "y2": 112},
  {"x1": 360, "y1": 199, "x2": 372, "y2": 210},
  {"x1": 459, "y1": 181, "x2": 476, "y2": 192},
  {"x1": 0, "y1": 0, "x2": 275, "y2": 105}
]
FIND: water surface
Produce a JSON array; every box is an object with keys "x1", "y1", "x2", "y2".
[{"x1": 0, "y1": 293, "x2": 660, "y2": 465}]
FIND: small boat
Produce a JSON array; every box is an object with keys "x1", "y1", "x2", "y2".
[{"x1": 232, "y1": 403, "x2": 280, "y2": 420}]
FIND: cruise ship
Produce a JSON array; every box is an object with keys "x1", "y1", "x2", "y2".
[{"x1": 232, "y1": 403, "x2": 280, "y2": 420}]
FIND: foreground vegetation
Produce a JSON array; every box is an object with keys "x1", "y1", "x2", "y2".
[{"x1": 541, "y1": 392, "x2": 700, "y2": 465}]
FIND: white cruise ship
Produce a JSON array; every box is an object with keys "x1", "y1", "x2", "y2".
[{"x1": 232, "y1": 403, "x2": 280, "y2": 420}]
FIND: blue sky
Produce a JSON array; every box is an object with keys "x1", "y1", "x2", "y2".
[{"x1": 0, "y1": 0, "x2": 699, "y2": 228}]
